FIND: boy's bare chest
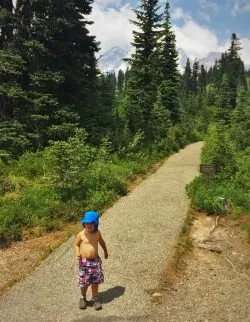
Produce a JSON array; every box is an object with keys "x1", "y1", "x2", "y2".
[{"x1": 81, "y1": 232, "x2": 99, "y2": 244}]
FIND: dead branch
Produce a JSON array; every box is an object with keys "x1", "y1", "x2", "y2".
[
  {"x1": 223, "y1": 256, "x2": 235, "y2": 270},
  {"x1": 211, "y1": 216, "x2": 219, "y2": 233}
]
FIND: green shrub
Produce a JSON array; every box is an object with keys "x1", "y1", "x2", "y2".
[
  {"x1": 19, "y1": 187, "x2": 61, "y2": 225},
  {"x1": 12, "y1": 151, "x2": 45, "y2": 179},
  {"x1": 0, "y1": 176, "x2": 15, "y2": 196},
  {"x1": 84, "y1": 160, "x2": 127, "y2": 196},
  {"x1": 0, "y1": 200, "x2": 25, "y2": 245},
  {"x1": 201, "y1": 125, "x2": 237, "y2": 180},
  {"x1": 152, "y1": 138, "x2": 173, "y2": 157},
  {"x1": 44, "y1": 129, "x2": 96, "y2": 188},
  {"x1": 234, "y1": 148, "x2": 250, "y2": 191},
  {"x1": 186, "y1": 176, "x2": 233, "y2": 215},
  {"x1": 51, "y1": 201, "x2": 83, "y2": 222},
  {"x1": 165, "y1": 127, "x2": 180, "y2": 152},
  {"x1": 86, "y1": 189, "x2": 117, "y2": 211},
  {"x1": 0, "y1": 186, "x2": 62, "y2": 245}
]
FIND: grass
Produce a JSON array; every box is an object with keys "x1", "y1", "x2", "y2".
[
  {"x1": 164, "y1": 206, "x2": 197, "y2": 285},
  {"x1": 146, "y1": 205, "x2": 198, "y2": 299},
  {"x1": 0, "y1": 221, "x2": 81, "y2": 294}
]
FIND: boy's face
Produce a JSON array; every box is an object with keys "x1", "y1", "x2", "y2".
[{"x1": 84, "y1": 223, "x2": 95, "y2": 233}]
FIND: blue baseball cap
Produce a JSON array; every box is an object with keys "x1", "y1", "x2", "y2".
[{"x1": 80, "y1": 211, "x2": 99, "y2": 231}]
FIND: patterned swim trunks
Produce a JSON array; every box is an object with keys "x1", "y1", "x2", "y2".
[{"x1": 79, "y1": 256, "x2": 104, "y2": 288}]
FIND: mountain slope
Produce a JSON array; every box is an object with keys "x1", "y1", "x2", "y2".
[{"x1": 98, "y1": 46, "x2": 222, "y2": 73}]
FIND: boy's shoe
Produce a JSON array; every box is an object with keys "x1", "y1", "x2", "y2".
[
  {"x1": 92, "y1": 299, "x2": 102, "y2": 310},
  {"x1": 79, "y1": 297, "x2": 87, "y2": 310}
]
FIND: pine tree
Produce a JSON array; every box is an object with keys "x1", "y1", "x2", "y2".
[
  {"x1": 182, "y1": 58, "x2": 192, "y2": 94},
  {"x1": 198, "y1": 64, "x2": 207, "y2": 93},
  {"x1": 216, "y1": 34, "x2": 246, "y2": 108},
  {"x1": 228, "y1": 33, "x2": 242, "y2": 59},
  {"x1": 159, "y1": 1, "x2": 180, "y2": 123},
  {"x1": 1, "y1": 0, "x2": 100, "y2": 151},
  {"x1": 0, "y1": 120, "x2": 30, "y2": 158},
  {"x1": 217, "y1": 74, "x2": 232, "y2": 124},
  {"x1": 191, "y1": 59, "x2": 199, "y2": 94},
  {"x1": 150, "y1": 85, "x2": 172, "y2": 140},
  {"x1": 117, "y1": 69, "x2": 125, "y2": 93},
  {"x1": 230, "y1": 87, "x2": 250, "y2": 149},
  {"x1": 124, "y1": 0, "x2": 163, "y2": 140},
  {"x1": 161, "y1": 1, "x2": 179, "y2": 85},
  {"x1": 0, "y1": 0, "x2": 14, "y2": 48}
]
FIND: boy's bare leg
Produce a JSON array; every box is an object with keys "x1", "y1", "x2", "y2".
[
  {"x1": 79, "y1": 287, "x2": 88, "y2": 309},
  {"x1": 91, "y1": 283, "x2": 98, "y2": 299},
  {"x1": 80, "y1": 287, "x2": 88, "y2": 298},
  {"x1": 91, "y1": 284, "x2": 102, "y2": 310}
]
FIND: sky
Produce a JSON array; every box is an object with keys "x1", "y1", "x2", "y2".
[{"x1": 89, "y1": 0, "x2": 250, "y2": 66}]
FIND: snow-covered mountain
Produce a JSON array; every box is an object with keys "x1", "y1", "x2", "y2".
[
  {"x1": 97, "y1": 46, "x2": 132, "y2": 74},
  {"x1": 177, "y1": 47, "x2": 189, "y2": 71},
  {"x1": 198, "y1": 52, "x2": 221, "y2": 68},
  {"x1": 98, "y1": 46, "x2": 222, "y2": 74}
]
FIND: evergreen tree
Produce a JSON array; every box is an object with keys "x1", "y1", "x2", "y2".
[
  {"x1": 161, "y1": 1, "x2": 179, "y2": 85},
  {"x1": 230, "y1": 87, "x2": 250, "y2": 149},
  {"x1": 124, "y1": 0, "x2": 163, "y2": 140},
  {"x1": 198, "y1": 64, "x2": 207, "y2": 93},
  {"x1": 0, "y1": 0, "x2": 14, "y2": 48},
  {"x1": 158, "y1": 80, "x2": 179, "y2": 123},
  {"x1": 1, "y1": 0, "x2": 100, "y2": 152},
  {"x1": 150, "y1": 86, "x2": 172, "y2": 140},
  {"x1": 0, "y1": 120, "x2": 30, "y2": 158},
  {"x1": 159, "y1": 1, "x2": 180, "y2": 123},
  {"x1": 96, "y1": 73, "x2": 116, "y2": 136},
  {"x1": 117, "y1": 69, "x2": 125, "y2": 93},
  {"x1": 182, "y1": 58, "x2": 192, "y2": 94},
  {"x1": 217, "y1": 34, "x2": 246, "y2": 108},
  {"x1": 228, "y1": 33, "x2": 242, "y2": 59},
  {"x1": 202, "y1": 124, "x2": 237, "y2": 180},
  {"x1": 0, "y1": 48, "x2": 25, "y2": 121},
  {"x1": 217, "y1": 74, "x2": 232, "y2": 124},
  {"x1": 211, "y1": 59, "x2": 220, "y2": 85},
  {"x1": 191, "y1": 59, "x2": 199, "y2": 94}
]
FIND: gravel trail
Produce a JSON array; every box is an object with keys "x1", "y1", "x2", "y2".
[{"x1": 0, "y1": 142, "x2": 202, "y2": 322}]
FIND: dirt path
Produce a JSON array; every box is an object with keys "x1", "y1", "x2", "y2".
[
  {"x1": 153, "y1": 214, "x2": 250, "y2": 322},
  {"x1": 0, "y1": 143, "x2": 202, "y2": 322}
]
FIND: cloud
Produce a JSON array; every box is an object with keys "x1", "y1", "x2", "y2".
[
  {"x1": 89, "y1": 3, "x2": 135, "y2": 54},
  {"x1": 90, "y1": 3, "x2": 220, "y2": 59},
  {"x1": 231, "y1": 0, "x2": 250, "y2": 15},
  {"x1": 240, "y1": 38, "x2": 250, "y2": 68},
  {"x1": 196, "y1": 0, "x2": 221, "y2": 12},
  {"x1": 197, "y1": 10, "x2": 211, "y2": 22},
  {"x1": 94, "y1": 0, "x2": 124, "y2": 9},
  {"x1": 89, "y1": 2, "x2": 250, "y2": 68},
  {"x1": 172, "y1": 7, "x2": 191, "y2": 20},
  {"x1": 173, "y1": 19, "x2": 221, "y2": 60}
]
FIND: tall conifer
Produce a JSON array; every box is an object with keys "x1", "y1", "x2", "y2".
[
  {"x1": 159, "y1": 1, "x2": 180, "y2": 123},
  {"x1": 161, "y1": 1, "x2": 179, "y2": 85},
  {"x1": 125, "y1": 0, "x2": 163, "y2": 140}
]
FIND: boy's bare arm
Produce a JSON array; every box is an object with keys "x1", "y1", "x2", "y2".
[
  {"x1": 99, "y1": 232, "x2": 108, "y2": 259},
  {"x1": 75, "y1": 234, "x2": 82, "y2": 260}
]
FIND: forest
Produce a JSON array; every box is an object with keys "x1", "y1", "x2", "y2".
[{"x1": 0, "y1": 0, "x2": 249, "y2": 246}]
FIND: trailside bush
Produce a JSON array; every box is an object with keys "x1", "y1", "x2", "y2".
[
  {"x1": 0, "y1": 176, "x2": 15, "y2": 196},
  {"x1": 234, "y1": 148, "x2": 250, "y2": 191},
  {"x1": 12, "y1": 151, "x2": 45, "y2": 179},
  {"x1": 201, "y1": 125, "x2": 238, "y2": 180},
  {"x1": 0, "y1": 200, "x2": 23, "y2": 245},
  {"x1": 0, "y1": 186, "x2": 61, "y2": 245},
  {"x1": 186, "y1": 176, "x2": 233, "y2": 215},
  {"x1": 44, "y1": 129, "x2": 96, "y2": 189}
]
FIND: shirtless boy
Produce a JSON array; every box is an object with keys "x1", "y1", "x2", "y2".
[{"x1": 75, "y1": 211, "x2": 108, "y2": 310}]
